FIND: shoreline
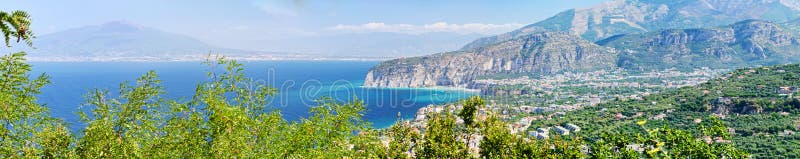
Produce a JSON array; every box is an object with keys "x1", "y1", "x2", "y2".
[
  {"x1": 363, "y1": 86, "x2": 480, "y2": 130},
  {"x1": 359, "y1": 85, "x2": 481, "y2": 93}
]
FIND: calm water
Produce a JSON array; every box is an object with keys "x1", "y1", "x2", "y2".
[{"x1": 30, "y1": 61, "x2": 475, "y2": 131}]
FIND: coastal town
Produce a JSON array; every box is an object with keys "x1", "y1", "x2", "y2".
[{"x1": 396, "y1": 67, "x2": 732, "y2": 153}]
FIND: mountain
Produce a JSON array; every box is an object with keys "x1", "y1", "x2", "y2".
[
  {"x1": 363, "y1": 32, "x2": 617, "y2": 87},
  {"x1": 365, "y1": 20, "x2": 800, "y2": 88},
  {"x1": 602, "y1": 20, "x2": 800, "y2": 70},
  {"x1": 23, "y1": 21, "x2": 244, "y2": 61},
  {"x1": 461, "y1": 0, "x2": 800, "y2": 50}
]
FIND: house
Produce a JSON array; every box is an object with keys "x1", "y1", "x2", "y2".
[
  {"x1": 528, "y1": 131, "x2": 540, "y2": 139},
  {"x1": 529, "y1": 131, "x2": 549, "y2": 140},
  {"x1": 778, "y1": 86, "x2": 795, "y2": 96},
  {"x1": 565, "y1": 123, "x2": 580, "y2": 132},
  {"x1": 554, "y1": 126, "x2": 569, "y2": 135},
  {"x1": 536, "y1": 127, "x2": 549, "y2": 134},
  {"x1": 536, "y1": 133, "x2": 549, "y2": 140}
]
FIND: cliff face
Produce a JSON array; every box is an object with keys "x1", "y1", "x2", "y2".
[
  {"x1": 363, "y1": 32, "x2": 617, "y2": 87},
  {"x1": 365, "y1": 0, "x2": 800, "y2": 88},
  {"x1": 462, "y1": 0, "x2": 800, "y2": 50},
  {"x1": 602, "y1": 20, "x2": 800, "y2": 70},
  {"x1": 365, "y1": 20, "x2": 800, "y2": 88}
]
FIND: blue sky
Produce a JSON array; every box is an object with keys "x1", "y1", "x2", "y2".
[{"x1": 2, "y1": 0, "x2": 610, "y2": 55}]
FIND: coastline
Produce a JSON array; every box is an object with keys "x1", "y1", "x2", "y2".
[
  {"x1": 359, "y1": 85, "x2": 481, "y2": 93},
  {"x1": 362, "y1": 85, "x2": 480, "y2": 130}
]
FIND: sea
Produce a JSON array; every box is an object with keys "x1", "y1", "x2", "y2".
[{"x1": 30, "y1": 61, "x2": 476, "y2": 132}]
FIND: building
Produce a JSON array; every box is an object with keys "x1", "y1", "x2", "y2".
[
  {"x1": 778, "y1": 86, "x2": 796, "y2": 96},
  {"x1": 554, "y1": 126, "x2": 569, "y2": 135},
  {"x1": 528, "y1": 131, "x2": 539, "y2": 138},
  {"x1": 565, "y1": 123, "x2": 580, "y2": 132},
  {"x1": 528, "y1": 131, "x2": 549, "y2": 140},
  {"x1": 536, "y1": 127, "x2": 549, "y2": 134}
]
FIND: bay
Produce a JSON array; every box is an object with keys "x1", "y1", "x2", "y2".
[{"x1": 30, "y1": 61, "x2": 476, "y2": 132}]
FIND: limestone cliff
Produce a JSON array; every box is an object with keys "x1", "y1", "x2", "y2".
[{"x1": 363, "y1": 32, "x2": 617, "y2": 87}]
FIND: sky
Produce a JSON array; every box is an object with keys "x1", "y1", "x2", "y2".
[{"x1": 2, "y1": 0, "x2": 610, "y2": 56}]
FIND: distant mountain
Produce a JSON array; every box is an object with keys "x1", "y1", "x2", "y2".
[
  {"x1": 23, "y1": 21, "x2": 245, "y2": 61},
  {"x1": 462, "y1": 0, "x2": 800, "y2": 50},
  {"x1": 602, "y1": 20, "x2": 800, "y2": 70},
  {"x1": 364, "y1": 32, "x2": 617, "y2": 87}
]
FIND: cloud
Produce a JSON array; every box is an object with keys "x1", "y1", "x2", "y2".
[{"x1": 328, "y1": 22, "x2": 523, "y2": 35}]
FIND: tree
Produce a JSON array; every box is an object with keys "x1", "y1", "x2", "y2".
[
  {"x1": 0, "y1": 10, "x2": 33, "y2": 47},
  {"x1": 76, "y1": 71, "x2": 167, "y2": 158},
  {"x1": 479, "y1": 115, "x2": 517, "y2": 158},
  {"x1": 0, "y1": 8, "x2": 74, "y2": 158},
  {"x1": 419, "y1": 112, "x2": 471, "y2": 158},
  {"x1": 385, "y1": 119, "x2": 420, "y2": 158},
  {"x1": 458, "y1": 96, "x2": 484, "y2": 128}
]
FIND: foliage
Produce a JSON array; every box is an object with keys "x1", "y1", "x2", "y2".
[
  {"x1": 0, "y1": 10, "x2": 33, "y2": 47},
  {"x1": 458, "y1": 96, "x2": 483, "y2": 128},
  {"x1": 384, "y1": 120, "x2": 420, "y2": 158},
  {"x1": 418, "y1": 112, "x2": 471, "y2": 158}
]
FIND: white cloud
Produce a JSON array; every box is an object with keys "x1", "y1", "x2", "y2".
[{"x1": 328, "y1": 22, "x2": 523, "y2": 35}]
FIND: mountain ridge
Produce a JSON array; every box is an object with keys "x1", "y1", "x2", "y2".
[
  {"x1": 461, "y1": 0, "x2": 800, "y2": 50},
  {"x1": 364, "y1": 32, "x2": 617, "y2": 87},
  {"x1": 19, "y1": 21, "x2": 250, "y2": 61},
  {"x1": 606, "y1": 19, "x2": 800, "y2": 70},
  {"x1": 365, "y1": 19, "x2": 800, "y2": 88}
]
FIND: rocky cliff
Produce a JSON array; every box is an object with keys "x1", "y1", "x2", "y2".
[
  {"x1": 601, "y1": 20, "x2": 800, "y2": 70},
  {"x1": 366, "y1": 20, "x2": 800, "y2": 88},
  {"x1": 462, "y1": 0, "x2": 800, "y2": 50},
  {"x1": 365, "y1": 0, "x2": 800, "y2": 88},
  {"x1": 363, "y1": 32, "x2": 617, "y2": 87}
]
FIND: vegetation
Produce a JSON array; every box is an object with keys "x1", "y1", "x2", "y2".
[
  {"x1": 0, "y1": 6, "x2": 761, "y2": 159},
  {"x1": 532, "y1": 64, "x2": 800, "y2": 158}
]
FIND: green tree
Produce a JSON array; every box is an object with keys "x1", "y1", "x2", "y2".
[
  {"x1": 458, "y1": 96, "x2": 484, "y2": 128},
  {"x1": 479, "y1": 115, "x2": 517, "y2": 158},
  {"x1": 0, "y1": 8, "x2": 74, "y2": 158},
  {"x1": 419, "y1": 112, "x2": 470, "y2": 158},
  {"x1": 0, "y1": 10, "x2": 33, "y2": 47},
  {"x1": 385, "y1": 119, "x2": 420, "y2": 158},
  {"x1": 76, "y1": 71, "x2": 167, "y2": 158}
]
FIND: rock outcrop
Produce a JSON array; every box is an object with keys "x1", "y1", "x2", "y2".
[{"x1": 364, "y1": 32, "x2": 617, "y2": 87}]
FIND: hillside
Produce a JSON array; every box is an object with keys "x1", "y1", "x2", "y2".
[
  {"x1": 462, "y1": 0, "x2": 800, "y2": 50},
  {"x1": 531, "y1": 64, "x2": 800, "y2": 158},
  {"x1": 601, "y1": 20, "x2": 800, "y2": 70},
  {"x1": 363, "y1": 32, "x2": 617, "y2": 87}
]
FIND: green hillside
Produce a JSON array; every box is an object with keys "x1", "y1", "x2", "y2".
[{"x1": 532, "y1": 64, "x2": 800, "y2": 158}]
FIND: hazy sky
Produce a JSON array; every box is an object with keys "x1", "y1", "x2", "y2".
[{"x1": 2, "y1": 0, "x2": 610, "y2": 55}]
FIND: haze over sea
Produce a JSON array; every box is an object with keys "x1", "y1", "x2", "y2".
[{"x1": 31, "y1": 61, "x2": 476, "y2": 131}]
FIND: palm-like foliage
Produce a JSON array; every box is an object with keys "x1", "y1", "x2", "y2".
[{"x1": 0, "y1": 10, "x2": 33, "y2": 47}]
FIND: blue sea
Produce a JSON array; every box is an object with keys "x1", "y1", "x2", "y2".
[{"x1": 30, "y1": 61, "x2": 475, "y2": 131}]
